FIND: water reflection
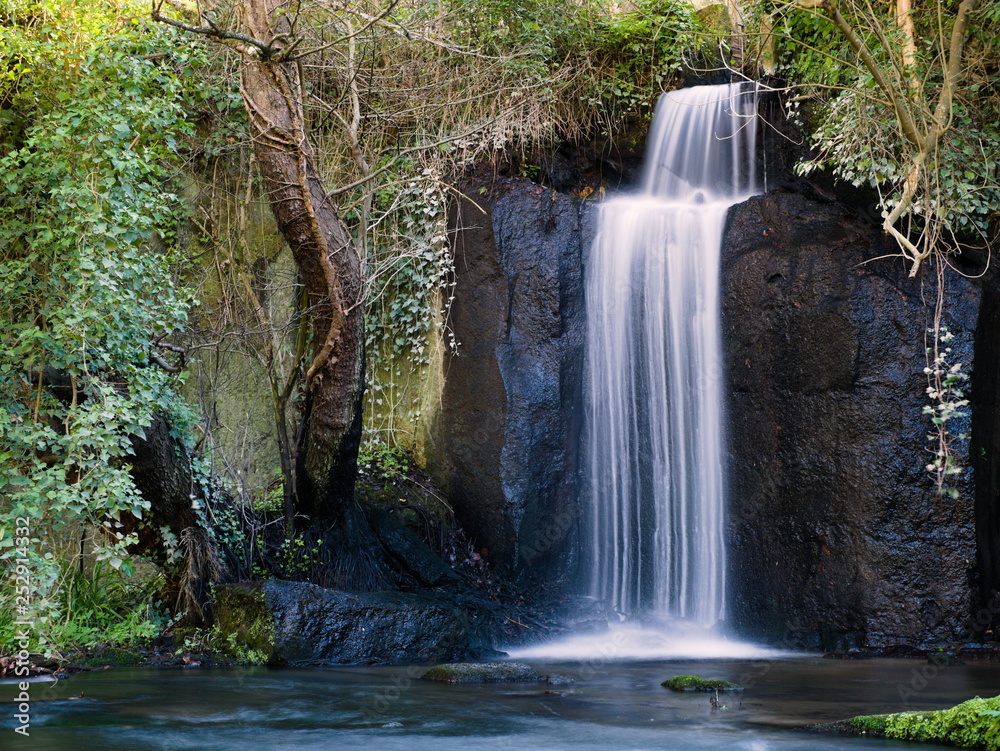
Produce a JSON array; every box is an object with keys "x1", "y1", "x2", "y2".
[{"x1": 2, "y1": 658, "x2": 988, "y2": 750}]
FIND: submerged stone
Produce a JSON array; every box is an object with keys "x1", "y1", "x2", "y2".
[
  {"x1": 662, "y1": 675, "x2": 743, "y2": 692},
  {"x1": 927, "y1": 651, "x2": 966, "y2": 667},
  {"x1": 421, "y1": 662, "x2": 543, "y2": 683}
]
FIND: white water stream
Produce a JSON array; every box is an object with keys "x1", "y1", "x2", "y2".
[
  {"x1": 513, "y1": 83, "x2": 763, "y2": 660},
  {"x1": 583, "y1": 82, "x2": 760, "y2": 626}
]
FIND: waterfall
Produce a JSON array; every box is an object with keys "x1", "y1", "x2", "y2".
[{"x1": 583, "y1": 82, "x2": 759, "y2": 627}]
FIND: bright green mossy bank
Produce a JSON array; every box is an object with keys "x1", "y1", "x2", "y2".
[{"x1": 841, "y1": 695, "x2": 1000, "y2": 749}]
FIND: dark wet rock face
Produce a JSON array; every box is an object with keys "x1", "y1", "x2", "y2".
[
  {"x1": 429, "y1": 176, "x2": 992, "y2": 651},
  {"x1": 427, "y1": 181, "x2": 509, "y2": 568},
  {"x1": 492, "y1": 185, "x2": 589, "y2": 585},
  {"x1": 971, "y1": 285, "x2": 1000, "y2": 633},
  {"x1": 430, "y1": 178, "x2": 589, "y2": 585},
  {"x1": 722, "y1": 192, "x2": 980, "y2": 649},
  {"x1": 215, "y1": 580, "x2": 495, "y2": 665}
]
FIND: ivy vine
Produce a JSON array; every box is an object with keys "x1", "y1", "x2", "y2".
[{"x1": 0, "y1": 0, "x2": 206, "y2": 645}]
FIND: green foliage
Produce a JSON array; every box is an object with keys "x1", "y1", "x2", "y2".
[
  {"x1": 355, "y1": 440, "x2": 454, "y2": 547},
  {"x1": 846, "y1": 714, "x2": 888, "y2": 734},
  {"x1": 210, "y1": 585, "x2": 274, "y2": 664},
  {"x1": 754, "y1": 0, "x2": 1000, "y2": 242},
  {"x1": 275, "y1": 536, "x2": 325, "y2": 578},
  {"x1": 0, "y1": 0, "x2": 206, "y2": 644},
  {"x1": 849, "y1": 695, "x2": 1000, "y2": 750},
  {"x1": 250, "y1": 527, "x2": 327, "y2": 580},
  {"x1": 254, "y1": 481, "x2": 286, "y2": 515},
  {"x1": 210, "y1": 629, "x2": 269, "y2": 665},
  {"x1": 358, "y1": 442, "x2": 414, "y2": 482},
  {"x1": 757, "y1": 1, "x2": 854, "y2": 90},
  {"x1": 363, "y1": 166, "x2": 455, "y2": 434},
  {"x1": 0, "y1": 557, "x2": 167, "y2": 654},
  {"x1": 445, "y1": 0, "x2": 701, "y2": 135},
  {"x1": 170, "y1": 622, "x2": 269, "y2": 665}
]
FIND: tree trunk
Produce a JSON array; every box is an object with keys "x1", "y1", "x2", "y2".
[
  {"x1": 127, "y1": 412, "x2": 221, "y2": 625},
  {"x1": 238, "y1": 0, "x2": 366, "y2": 527}
]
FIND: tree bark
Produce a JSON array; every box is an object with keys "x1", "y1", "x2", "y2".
[
  {"x1": 894, "y1": 0, "x2": 919, "y2": 96},
  {"x1": 127, "y1": 412, "x2": 221, "y2": 625},
  {"x1": 238, "y1": 0, "x2": 366, "y2": 525}
]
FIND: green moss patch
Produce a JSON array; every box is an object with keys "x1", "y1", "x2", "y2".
[
  {"x1": 210, "y1": 584, "x2": 275, "y2": 665},
  {"x1": 421, "y1": 662, "x2": 543, "y2": 683},
  {"x1": 843, "y1": 714, "x2": 888, "y2": 734},
  {"x1": 838, "y1": 695, "x2": 1000, "y2": 750},
  {"x1": 662, "y1": 675, "x2": 743, "y2": 692},
  {"x1": 76, "y1": 647, "x2": 144, "y2": 668}
]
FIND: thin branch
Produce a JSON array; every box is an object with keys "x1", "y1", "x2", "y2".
[
  {"x1": 798, "y1": 0, "x2": 924, "y2": 147},
  {"x1": 289, "y1": 0, "x2": 401, "y2": 60},
  {"x1": 929, "y1": 0, "x2": 977, "y2": 139},
  {"x1": 150, "y1": 0, "x2": 276, "y2": 58},
  {"x1": 324, "y1": 122, "x2": 502, "y2": 198},
  {"x1": 150, "y1": 352, "x2": 185, "y2": 373}
]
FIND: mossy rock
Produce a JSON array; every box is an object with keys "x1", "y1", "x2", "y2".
[
  {"x1": 842, "y1": 714, "x2": 889, "y2": 734},
  {"x1": 694, "y1": 3, "x2": 732, "y2": 36},
  {"x1": 211, "y1": 584, "x2": 276, "y2": 664},
  {"x1": 662, "y1": 675, "x2": 743, "y2": 692},
  {"x1": 830, "y1": 695, "x2": 1000, "y2": 750},
  {"x1": 421, "y1": 662, "x2": 543, "y2": 683}
]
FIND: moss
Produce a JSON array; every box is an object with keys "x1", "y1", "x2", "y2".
[
  {"x1": 179, "y1": 184, "x2": 289, "y2": 496},
  {"x1": 210, "y1": 584, "x2": 275, "y2": 665},
  {"x1": 77, "y1": 647, "x2": 144, "y2": 668},
  {"x1": 846, "y1": 714, "x2": 888, "y2": 734},
  {"x1": 839, "y1": 696, "x2": 1000, "y2": 750},
  {"x1": 662, "y1": 675, "x2": 743, "y2": 692},
  {"x1": 421, "y1": 662, "x2": 543, "y2": 683},
  {"x1": 694, "y1": 3, "x2": 732, "y2": 37}
]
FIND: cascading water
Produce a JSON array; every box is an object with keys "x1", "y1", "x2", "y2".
[
  {"x1": 511, "y1": 82, "x2": 779, "y2": 660},
  {"x1": 583, "y1": 82, "x2": 759, "y2": 628}
]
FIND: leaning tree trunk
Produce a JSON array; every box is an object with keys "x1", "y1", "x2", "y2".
[{"x1": 239, "y1": 0, "x2": 366, "y2": 531}]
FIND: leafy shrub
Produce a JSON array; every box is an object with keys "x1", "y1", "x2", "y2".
[{"x1": 0, "y1": 0, "x2": 206, "y2": 645}]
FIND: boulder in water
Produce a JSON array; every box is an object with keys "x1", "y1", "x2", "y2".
[
  {"x1": 662, "y1": 675, "x2": 743, "y2": 692},
  {"x1": 421, "y1": 662, "x2": 543, "y2": 683}
]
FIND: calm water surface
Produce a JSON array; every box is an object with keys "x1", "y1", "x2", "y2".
[{"x1": 3, "y1": 657, "x2": 997, "y2": 749}]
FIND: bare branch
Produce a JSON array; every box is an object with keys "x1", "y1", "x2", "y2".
[
  {"x1": 324, "y1": 123, "x2": 501, "y2": 198},
  {"x1": 290, "y1": 0, "x2": 401, "y2": 60},
  {"x1": 150, "y1": 0, "x2": 275, "y2": 58},
  {"x1": 929, "y1": 0, "x2": 977, "y2": 138},
  {"x1": 799, "y1": 0, "x2": 924, "y2": 147}
]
